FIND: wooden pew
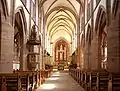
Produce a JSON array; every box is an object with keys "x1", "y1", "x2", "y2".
[
  {"x1": 108, "y1": 73, "x2": 120, "y2": 91},
  {"x1": 69, "y1": 69, "x2": 82, "y2": 85},
  {"x1": 80, "y1": 71, "x2": 90, "y2": 90},
  {"x1": 72, "y1": 69, "x2": 76, "y2": 80},
  {"x1": 44, "y1": 70, "x2": 50, "y2": 78},
  {"x1": 87, "y1": 72, "x2": 97, "y2": 91},
  {"x1": 76, "y1": 69, "x2": 81, "y2": 82},
  {"x1": 96, "y1": 72, "x2": 109, "y2": 91},
  {"x1": 18, "y1": 71, "x2": 32, "y2": 91},
  {"x1": 84, "y1": 72, "x2": 89, "y2": 91},
  {"x1": 0, "y1": 71, "x2": 41, "y2": 91},
  {"x1": 35, "y1": 71, "x2": 40, "y2": 88},
  {"x1": 0, "y1": 73, "x2": 20, "y2": 91},
  {"x1": 17, "y1": 71, "x2": 40, "y2": 91},
  {"x1": 74, "y1": 69, "x2": 77, "y2": 80},
  {"x1": 78, "y1": 70, "x2": 82, "y2": 84},
  {"x1": 86, "y1": 71, "x2": 109, "y2": 91},
  {"x1": 69, "y1": 69, "x2": 120, "y2": 91},
  {"x1": 48, "y1": 69, "x2": 52, "y2": 77},
  {"x1": 40, "y1": 69, "x2": 51, "y2": 84},
  {"x1": 80, "y1": 71, "x2": 85, "y2": 86},
  {"x1": 69, "y1": 69, "x2": 72, "y2": 76}
]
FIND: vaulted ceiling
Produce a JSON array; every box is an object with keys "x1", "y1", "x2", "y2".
[{"x1": 39, "y1": 0, "x2": 84, "y2": 43}]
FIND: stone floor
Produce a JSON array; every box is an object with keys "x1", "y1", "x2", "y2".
[{"x1": 36, "y1": 71, "x2": 85, "y2": 91}]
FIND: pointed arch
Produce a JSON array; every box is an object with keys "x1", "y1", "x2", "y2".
[
  {"x1": 54, "y1": 37, "x2": 70, "y2": 44},
  {"x1": 95, "y1": 5, "x2": 107, "y2": 69},
  {"x1": 112, "y1": 0, "x2": 120, "y2": 18},
  {"x1": 15, "y1": 6, "x2": 27, "y2": 34},
  {"x1": 51, "y1": 29, "x2": 72, "y2": 38},
  {"x1": 45, "y1": 6, "x2": 78, "y2": 22},
  {"x1": 13, "y1": 7, "x2": 27, "y2": 70},
  {"x1": 95, "y1": 5, "x2": 106, "y2": 35},
  {"x1": 47, "y1": 14, "x2": 76, "y2": 29},
  {"x1": 1, "y1": 0, "x2": 8, "y2": 18}
]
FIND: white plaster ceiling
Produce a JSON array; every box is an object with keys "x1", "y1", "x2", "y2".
[{"x1": 39, "y1": 0, "x2": 83, "y2": 43}]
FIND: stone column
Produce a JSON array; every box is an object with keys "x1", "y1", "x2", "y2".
[
  {"x1": 89, "y1": 36, "x2": 99, "y2": 70},
  {"x1": 0, "y1": 21, "x2": 14, "y2": 73},
  {"x1": 107, "y1": 14, "x2": 120, "y2": 72}
]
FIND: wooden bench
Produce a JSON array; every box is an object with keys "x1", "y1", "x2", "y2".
[
  {"x1": 0, "y1": 71, "x2": 41, "y2": 91},
  {"x1": 40, "y1": 69, "x2": 52, "y2": 84},
  {"x1": 69, "y1": 69, "x2": 74, "y2": 78},
  {"x1": 17, "y1": 71, "x2": 40, "y2": 90},
  {"x1": 96, "y1": 72, "x2": 109, "y2": 91},
  {"x1": 84, "y1": 72, "x2": 89, "y2": 91},
  {"x1": 80, "y1": 71, "x2": 85, "y2": 86},
  {"x1": 87, "y1": 72, "x2": 97, "y2": 91},
  {"x1": 108, "y1": 73, "x2": 120, "y2": 91},
  {"x1": 77, "y1": 70, "x2": 81, "y2": 83},
  {"x1": 69, "y1": 69, "x2": 120, "y2": 91},
  {"x1": 0, "y1": 73, "x2": 20, "y2": 91},
  {"x1": 86, "y1": 71, "x2": 109, "y2": 91},
  {"x1": 18, "y1": 71, "x2": 33, "y2": 91}
]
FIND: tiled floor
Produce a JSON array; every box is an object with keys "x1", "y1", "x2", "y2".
[{"x1": 36, "y1": 71, "x2": 85, "y2": 91}]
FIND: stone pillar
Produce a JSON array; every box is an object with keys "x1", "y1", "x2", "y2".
[
  {"x1": 107, "y1": 0, "x2": 120, "y2": 73},
  {"x1": 107, "y1": 15, "x2": 120, "y2": 72},
  {"x1": 89, "y1": 36, "x2": 99, "y2": 70},
  {"x1": 83, "y1": 46, "x2": 88, "y2": 70},
  {"x1": 0, "y1": 21, "x2": 14, "y2": 73}
]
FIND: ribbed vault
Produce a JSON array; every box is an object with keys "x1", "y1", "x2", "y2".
[
  {"x1": 46, "y1": 6, "x2": 77, "y2": 43},
  {"x1": 39, "y1": 0, "x2": 84, "y2": 55}
]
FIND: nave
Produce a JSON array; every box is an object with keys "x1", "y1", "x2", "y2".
[
  {"x1": 36, "y1": 71, "x2": 85, "y2": 91},
  {"x1": 0, "y1": 0, "x2": 120, "y2": 91}
]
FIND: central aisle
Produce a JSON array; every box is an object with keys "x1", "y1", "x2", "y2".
[{"x1": 36, "y1": 71, "x2": 85, "y2": 91}]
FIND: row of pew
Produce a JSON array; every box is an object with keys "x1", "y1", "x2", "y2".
[
  {"x1": 0, "y1": 69, "x2": 52, "y2": 91},
  {"x1": 69, "y1": 69, "x2": 120, "y2": 91}
]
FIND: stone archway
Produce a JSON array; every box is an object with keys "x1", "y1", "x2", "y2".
[
  {"x1": 13, "y1": 8, "x2": 26, "y2": 70},
  {"x1": 95, "y1": 6, "x2": 107, "y2": 69}
]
